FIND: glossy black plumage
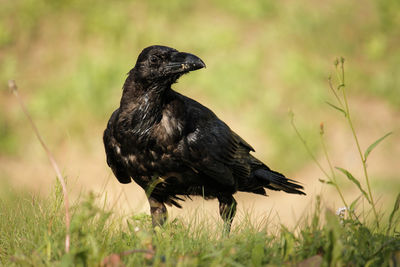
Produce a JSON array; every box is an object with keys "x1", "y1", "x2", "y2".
[{"x1": 103, "y1": 45, "x2": 305, "y2": 230}]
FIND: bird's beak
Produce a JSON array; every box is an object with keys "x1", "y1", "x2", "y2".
[{"x1": 165, "y1": 52, "x2": 206, "y2": 74}]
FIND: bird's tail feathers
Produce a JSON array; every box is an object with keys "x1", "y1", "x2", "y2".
[{"x1": 253, "y1": 168, "x2": 306, "y2": 195}]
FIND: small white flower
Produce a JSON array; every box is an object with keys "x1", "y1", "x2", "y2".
[
  {"x1": 336, "y1": 207, "x2": 347, "y2": 224},
  {"x1": 336, "y1": 207, "x2": 347, "y2": 216},
  {"x1": 134, "y1": 226, "x2": 140, "y2": 232}
]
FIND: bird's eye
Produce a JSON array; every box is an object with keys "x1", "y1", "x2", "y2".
[{"x1": 150, "y1": 55, "x2": 159, "y2": 64}]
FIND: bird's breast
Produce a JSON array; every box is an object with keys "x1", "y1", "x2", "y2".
[{"x1": 152, "y1": 109, "x2": 183, "y2": 143}]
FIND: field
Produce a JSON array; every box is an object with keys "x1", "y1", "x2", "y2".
[{"x1": 1, "y1": 0, "x2": 400, "y2": 266}]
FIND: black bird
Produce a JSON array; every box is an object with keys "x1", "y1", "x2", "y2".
[{"x1": 103, "y1": 45, "x2": 305, "y2": 232}]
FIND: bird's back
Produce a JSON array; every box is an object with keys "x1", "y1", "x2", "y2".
[{"x1": 103, "y1": 45, "x2": 304, "y2": 224}]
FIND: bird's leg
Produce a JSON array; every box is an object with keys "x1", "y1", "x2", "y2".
[
  {"x1": 218, "y1": 195, "x2": 237, "y2": 235},
  {"x1": 148, "y1": 197, "x2": 167, "y2": 227}
]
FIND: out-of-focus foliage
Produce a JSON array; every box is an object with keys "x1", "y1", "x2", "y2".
[{"x1": 0, "y1": 0, "x2": 399, "y2": 170}]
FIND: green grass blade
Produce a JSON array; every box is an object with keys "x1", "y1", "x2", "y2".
[
  {"x1": 319, "y1": 179, "x2": 335, "y2": 186},
  {"x1": 387, "y1": 193, "x2": 400, "y2": 234},
  {"x1": 350, "y1": 195, "x2": 362, "y2": 212},
  {"x1": 364, "y1": 132, "x2": 393, "y2": 161},
  {"x1": 335, "y1": 167, "x2": 371, "y2": 203},
  {"x1": 325, "y1": 101, "x2": 346, "y2": 117}
]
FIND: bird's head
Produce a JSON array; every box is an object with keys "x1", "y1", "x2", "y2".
[{"x1": 131, "y1": 45, "x2": 206, "y2": 86}]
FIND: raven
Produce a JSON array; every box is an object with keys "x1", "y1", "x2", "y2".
[{"x1": 103, "y1": 45, "x2": 305, "y2": 232}]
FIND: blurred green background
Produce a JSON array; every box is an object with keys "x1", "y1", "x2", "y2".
[{"x1": 0, "y1": 0, "x2": 399, "y2": 210}]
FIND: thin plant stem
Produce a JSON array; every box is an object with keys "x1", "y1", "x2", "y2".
[
  {"x1": 319, "y1": 133, "x2": 352, "y2": 219},
  {"x1": 290, "y1": 116, "x2": 330, "y2": 179},
  {"x1": 337, "y1": 62, "x2": 379, "y2": 228},
  {"x1": 328, "y1": 77, "x2": 344, "y2": 108},
  {"x1": 8, "y1": 80, "x2": 71, "y2": 252}
]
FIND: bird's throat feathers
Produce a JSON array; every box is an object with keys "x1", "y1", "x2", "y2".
[
  {"x1": 119, "y1": 75, "x2": 169, "y2": 139},
  {"x1": 120, "y1": 72, "x2": 170, "y2": 107}
]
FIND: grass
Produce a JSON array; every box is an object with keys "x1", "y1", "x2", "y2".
[{"x1": 0, "y1": 185, "x2": 399, "y2": 266}]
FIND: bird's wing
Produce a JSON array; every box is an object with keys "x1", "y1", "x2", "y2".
[
  {"x1": 183, "y1": 117, "x2": 253, "y2": 187},
  {"x1": 103, "y1": 109, "x2": 131, "y2": 184}
]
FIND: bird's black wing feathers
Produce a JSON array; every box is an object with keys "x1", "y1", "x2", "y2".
[
  {"x1": 231, "y1": 131, "x2": 255, "y2": 152},
  {"x1": 178, "y1": 94, "x2": 304, "y2": 195},
  {"x1": 103, "y1": 45, "x2": 305, "y2": 201},
  {"x1": 103, "y1": 109, "x2": 131, "y2": 184},
  {"x1": 180, "y1": 97, "x2": 253, "y2": 187}
]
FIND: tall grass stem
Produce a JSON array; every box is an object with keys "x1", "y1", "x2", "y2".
[
  {"x1": 336, "y1": 62, "x2": 380, "y2": 228},
  {"x1": 8, "y1": 80, "x2": 71, "y2": 252}
]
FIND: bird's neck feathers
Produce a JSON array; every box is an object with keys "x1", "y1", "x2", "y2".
[
  {"x1": 118, "y1": 73, "x2": 169, "y2": 136},
  {"x1": 120, "y1": 72, "x2": 169, "y2": 110}
]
